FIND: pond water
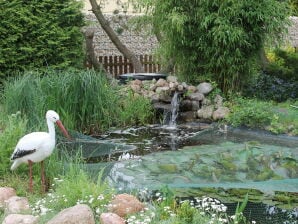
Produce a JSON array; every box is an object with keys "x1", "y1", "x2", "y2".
[{"x1": 60, "y1": 124, "x2": 298, "y2": 223}]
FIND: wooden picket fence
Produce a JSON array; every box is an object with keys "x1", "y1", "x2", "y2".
[{"x1": 97, "y1": 54, "x2": 161, "y2": 77}]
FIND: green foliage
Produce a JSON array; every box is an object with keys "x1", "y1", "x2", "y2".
[
  {"x1": 243, "y1": 72, "x2": 297, "y2": 102},
  {"x1": 31, "y1": 166, "x2": 114, "y2": 222},
  {"x1": 226, "y1": 97, "x2": 298, "y2": 135},
  {"x1": 289, "y1": 0, "x2": 298, "y2": 15},
  {"x1": 233, "y1": 193, "x2": 248, "y2": 223},
  {"x1": 266, "y1": 48, "x2": 298, "y2": 81},
  {"x1": 0, "y1": 111, "x2": 27, "y2": 176},
  {"x1": 119, "y1": 91, "x2": 154, "y2": 126},
  {"x1": 138, "y1": 0, "x2": 289, "y2": 93},
  {"x1": 2, "y1": 73, "x2": 45, "y2": 128},
  {"x1": 2, "y1": 69, "x2": 154, "y2": 134},
  {"x1": 2, "y1": 70, "x2": 119, "y2": 133},
  {"x1": 269, "y1": 102, "x2": 298, "y2": 135},
  {"x1": 225, "y1": 97, "x2": 274, "y2": 128},
  {"x1": 0, "y1": 0, "x2": 85, "y2": 80}
]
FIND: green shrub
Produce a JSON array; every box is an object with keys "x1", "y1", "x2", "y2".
[
  {"x1": 243, "y1": 72, "x2": 297, "y2": 102},
  {"x1": 145, "y1": 0, "x2": 289, "y2": 93},
  {"x1": 0, "y1": 0, "x2": 85, "y2": 80},
  {"x1": 226, "y1": 97, "x2": 274, "y2": 128},
  {"x1": 265, "y1": 48, "x2": 298, "y2": 81}
]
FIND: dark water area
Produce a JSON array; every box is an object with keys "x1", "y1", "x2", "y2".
[{"x1": 94, "y1": 123, "x2": 210, "y2": 156}]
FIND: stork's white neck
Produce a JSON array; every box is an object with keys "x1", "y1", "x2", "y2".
[{"x1": 47, "y1": 119, "x2": 56, "y2": 139}]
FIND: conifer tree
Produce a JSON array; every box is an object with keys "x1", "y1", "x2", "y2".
[{"x1": 0, "y1": 0, "x2": 85, "y2": 79}]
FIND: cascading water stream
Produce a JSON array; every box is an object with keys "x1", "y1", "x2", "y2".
[{"x1": 168, "y1": 91, "x2": 180, "y2": 128}]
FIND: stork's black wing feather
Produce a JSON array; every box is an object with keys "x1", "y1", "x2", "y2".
[{"x1": 11, "y1": 149, "x2": 36, "y2": 160}]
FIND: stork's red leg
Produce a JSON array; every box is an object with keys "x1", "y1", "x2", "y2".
[
  {"x1": 40, "y1": 161, "x2": 46, "y2": 193},
  {"x1": 28, "y1": 160, "x2": 33, "y2": 193}
]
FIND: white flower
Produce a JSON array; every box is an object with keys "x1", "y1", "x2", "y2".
[
  {"x1": 88, "y1": 198, "x2": 94, "y2": 204},
  {"x1": 97, "y1": 194, "x2": 104, "y2": 200}
]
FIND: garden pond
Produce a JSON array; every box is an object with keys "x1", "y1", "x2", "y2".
[{"x1": 59, "y1": 124, "x2": 298, "y2": 223}]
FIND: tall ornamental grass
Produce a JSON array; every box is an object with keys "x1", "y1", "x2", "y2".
[
  {"x1": 2, "y1": 69, "x2": 120, "y2": 133},
  {"x1": 2, "y1": 69, "x2": 154, "y2": 133},
  {"x1": 0, "y1": 111, "x2": 27, "y2": 177},
  {"x1": 40, "y1": 69, "x2": 120, "y2": 133}
]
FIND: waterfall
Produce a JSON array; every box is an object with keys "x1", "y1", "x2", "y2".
[{"x1": 169, "y1": 92, "x2": 180, "y2": 127}]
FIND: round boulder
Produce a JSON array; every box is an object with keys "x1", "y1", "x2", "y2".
[
  {"x1": 197, "y1": 82, "x2": 213, "y2": 95},
  {"x1": 100, "y1": 212, "x2": 125, "y2": 224},
  {"x1": 5, "y1": 196, "x2": 30, "y2": 214},
  {"x1": 2, "y1": 214, "x2": 39, "y2": 224},
  {"x1": 108, "y1": 194, "x2": 145, "y2": 218},
  {"x1": 0, "y1": 187, "x2": 16, "y2": 208},
  {"x1": 47, "y1": 204, "x2": 95, "y2": 224}
]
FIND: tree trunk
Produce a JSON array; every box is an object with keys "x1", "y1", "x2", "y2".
[
  {"x1": 89, "y1": 0, "x2": 145, "y2": 73},
  {"x1": 84, "y1": 28, "x2": 101, "y2": 70}
]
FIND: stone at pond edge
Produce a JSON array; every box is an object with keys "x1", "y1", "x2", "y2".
[
  {"x1": 155, "y1": 78, "x2": 168, "y2": 87},
  {"x1": 2, "y1": 214, "x2": 39, "y2": 224},
  {"x1": 192, "y1": 100, "x2": 201, "y2": 110},
  {"x1": 197, "y1": 82, "x2": 213, "y2": 94},
  {"x1": 100, "y1": 212, "x2": 126, "y2": 224},
  {"x1": 0, "y1": 187, "x2": 16, "y2": 208},
  {"x1": 214, "y1": 94, "x2": 223, "y2": 108},
  {"x1": 5, "y1": 196, "x2": 30, "y2": 214},
  {"x1": 197, "y1": 105, "x2": 214, "y2": 119},
  {"x1": 166, "y1": 75, "x2": 178, "y2": 83},
  {"x1": 180, "y1": 99, "x2": 193, "y2": 112},
  {"x1": 108, "y1": 193, "x2": 145, "y2": 217},
  {"x1": 46, "y1": 204, "x2": 95, "y2": 224},
  {"x1": 212, "y1": 106, "x2": 230, "y2": 120},
  {"x1": 188, "y1": 92, "x2": 204, "y2": 101},
  {"x1": 180, "y1": 111, "x2": 197, "y2": 122}
]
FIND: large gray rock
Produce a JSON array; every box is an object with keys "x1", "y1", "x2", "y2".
[
  {"x1": 2, "y1": 214, "x2": 39, "y2": 224},
  {"x1": 214, "y1": 94, "x2": 224, "y2": 108},
  {"x1": 155, "y1": 78, "x2": 168, "y2": 87},
  {"x1": 5, "y1": 196, "x2": 30, "y2": 214},
  {"x1": 180, "y1": 99, "x2": 193, "y2": 112},
  {"x1": 188, "y1": 92, "x2": 204, "y2": 101},
  {"x1": 197, "y1": 105, "x2": 214, "y2": 119},
  {"x1": 192, "y1": 100, "x2": 201, "y2": 110},
  {"x1": 212, "y1": 106, "x2": 230, "y2": 120},
  {"x1": 155, "y1": 86, "x2": 170, "y2": 94},
  {"x1": 130, "y1": 84, "x2": 142, "y2": 93},
  {"x1": 47, "y1": 204, "x2": 95, "y2": 224},
  {"x1": 108, "y1": 194, "x2": 145, "y2": 218},
  {"x1": 179, "y1": 111, "x2": 197, "y2": 122},
  {"x1": 166, "y1": 75, "x2": 178, "y2": 83},
  {"x1": 0, "y1": 187, "x2": 16, "y2": 208},
  {"x1": 186, "y1": 85, "x2": 197, "y2": 93},
  {"x1": 197, "y1": 82, "x2": 213, "y2": 94},
  {"x1": 100, "y1": 212, "x2": 125, "y2": 224}
]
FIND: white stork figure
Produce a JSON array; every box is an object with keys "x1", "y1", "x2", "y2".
[{"x1": 10, "y1": 110, "x2": 71, "y2": 193}]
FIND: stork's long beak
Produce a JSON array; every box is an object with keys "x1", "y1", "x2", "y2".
[{"x1": 56, "y1": 120, "x2": 71, "y2": 140}]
